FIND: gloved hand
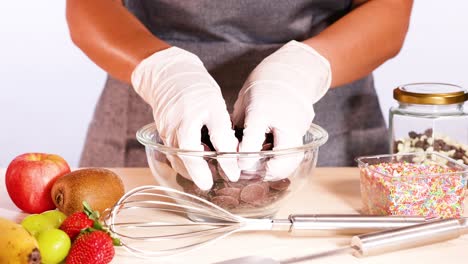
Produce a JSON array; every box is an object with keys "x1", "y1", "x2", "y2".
[
  {"x1": 232, "y1": 40, "x2": 331, "y2": 180},
  {"x1": 132, "y1": 47, "x2": 240, "y2": 190}
]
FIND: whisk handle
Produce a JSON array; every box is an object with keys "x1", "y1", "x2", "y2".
[
  {"x1": 351, "y1": 218, "x2": 464, "y2": 257},
  {"x1": 284, "y1": 214, "x2": 429, "y2": 235}
]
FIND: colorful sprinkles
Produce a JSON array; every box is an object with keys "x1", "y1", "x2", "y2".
[{"x1": 360, "y1": 161, "x2": 467, "y2": 218}]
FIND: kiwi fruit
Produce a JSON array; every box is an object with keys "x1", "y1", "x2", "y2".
[{"x1": 51, "y1": 168, "x2": 125, "y2": 215}]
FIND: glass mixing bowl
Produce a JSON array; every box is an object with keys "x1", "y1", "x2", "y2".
[{"x1": 136, "y1": 123, "x2": 328, "y2": 218}]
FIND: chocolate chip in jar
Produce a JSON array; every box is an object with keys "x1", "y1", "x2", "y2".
[
  {"x1": 424, "y1": 128, "x2": 433, "y2": 137},
  {"x1": 453, "y1": 148, "x2": 465, "y2": 160},
  {"x1": 394, "y1": 129, "x2": 468, "y2": 165},
  {"x1": 393, "y1": 140, "x2": 403, "y2": 153},
  {"x1": 408, "y1": 131, "x2": 419, "y2": 139},
  {"x1": 414, "y1": 140, "x2": 425, "y2": 149}
]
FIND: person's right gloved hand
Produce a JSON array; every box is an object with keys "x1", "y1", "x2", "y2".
[{"x1": 131, "y1": 47, "x2": 240, "y2": 190}]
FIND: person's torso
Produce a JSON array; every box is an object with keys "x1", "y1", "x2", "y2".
[
  {"x1": 109, "y1": 0, "x2": 388, "y2": 166},
  {"x1": 124, "y1": 0, "x2": 353, "y2": 111},
  {"x1": 124, "y1": 0, "x2": 352, "y2": 45}
]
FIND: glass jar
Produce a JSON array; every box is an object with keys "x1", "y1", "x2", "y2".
[{"x1": 389, "y1": 83, "x2": 468, "y2": 165}]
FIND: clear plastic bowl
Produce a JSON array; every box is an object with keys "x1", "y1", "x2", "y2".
[
  {"x1": 356, "y1": 152, "x2": 468, "y2": 218},
  {"x1": 136, "y1": 123, "x2": 328, "y2": 218}
]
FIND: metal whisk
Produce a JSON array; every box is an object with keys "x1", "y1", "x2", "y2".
[{"x1": 105, "y1": 185, "x2": 430, "y2": 258}]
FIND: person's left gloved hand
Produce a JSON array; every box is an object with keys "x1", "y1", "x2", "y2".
[{"x1": 232, "y1": 40, "x2": 331, "y2": 180}]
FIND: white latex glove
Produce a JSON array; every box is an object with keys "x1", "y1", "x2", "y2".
[
  {"x1": 132, "y1": 47, "x2": 240, "y2": 190},
  {"x1": 232, "y1": 40, "x2": 331, "y2": 181}
]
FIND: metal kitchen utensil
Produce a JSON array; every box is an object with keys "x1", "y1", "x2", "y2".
[
  {"x1": 214, "y1": 217, "x2": 468, "y2": 264},
  {"x1": 212, "y1": 247, "x2": 355, "y2": 264},
  {"x1": 105, "y1": 185, "x2": 431, "y2": 258}
]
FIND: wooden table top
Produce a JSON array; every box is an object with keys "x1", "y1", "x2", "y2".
[{"x1": 1, "y1": 167, "x2": 467, "y2": 263}]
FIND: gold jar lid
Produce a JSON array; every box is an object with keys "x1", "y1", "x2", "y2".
[{"x1": 394, "y1": 83, "x2": 468, "y2": 105}]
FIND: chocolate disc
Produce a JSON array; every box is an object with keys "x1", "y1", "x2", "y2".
[
  {"x1": 183, "y1": 182, "x2": 209, "y2": 198},
  {"x1": 240, "y1": 183, "x2": 267, "y2": 204},
  {"x1": 226, "y1": 181, "x2": 245, "y2": 189},
  {"x1": 260, "y1": 182, "x2": 271, "y2": 192},
  {"x1": 269, "y1": 178, "x2": 291, "y2": 191},
  {"x1": 215, "y1": 187, "x2": 241, "y2": 200},
  {"x1": 211, "y1": 195, "x2": 240, "y2": 209}
]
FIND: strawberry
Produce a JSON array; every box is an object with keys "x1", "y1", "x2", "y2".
[
  {"x1": 66, "y1": 230, "x2": 115, "y2": 264},
  {"x1": 60, "y1": 212, "x2": 94, "y2": 240}
]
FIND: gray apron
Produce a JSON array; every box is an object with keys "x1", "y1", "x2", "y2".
[{"x1": 80, "y1": 0, "x2": 389, "y2": 167}]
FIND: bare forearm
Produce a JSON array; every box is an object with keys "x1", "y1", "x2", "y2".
[
  {"x1": 66, "y1": 0, "x2": 170, "y2": 83},
  {"x1": 304, "y1": 0, "x2": 413, "y2": 87}
]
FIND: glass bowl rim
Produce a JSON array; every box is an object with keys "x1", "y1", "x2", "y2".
[
  {"x1": 136, "y1": 122, "x2": 328, "y2": 156},
  {"x1": 355, "y1": 152, "x2": 468, "y2": 178}
]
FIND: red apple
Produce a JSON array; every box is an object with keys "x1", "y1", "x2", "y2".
[{"x1": 5, "y1": 153, "x2": 71, "y2": 213}]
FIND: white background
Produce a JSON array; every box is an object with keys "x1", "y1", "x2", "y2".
[{"x1": 0, "y1": 1, "x2": 467, "y2": 167}]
